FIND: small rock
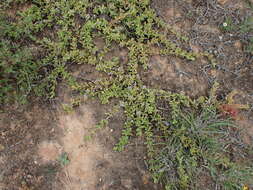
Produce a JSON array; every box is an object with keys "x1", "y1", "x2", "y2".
[
  {"x1": 234, "y1": 41, "x2": 242, "y2": 51},
  {"x1": 210, "y1": 69, "x2": 218, "y2": 77},
  {"x1": 83, "y1": 94, "x2": 88, "y2": 102},
  {"x1": 121, "y1": 179, "x2": 133, "y2": 189},
  {"x1": 142, "y1": 174, "x2": 150, "y2": 185},
  {"x1": 27, "y1": 174, "x2": 32, "y2": 178},
  {"x1": 0, "y1": 144, "x2": 4, "y2": 151},
  {"x1": 190, "y1": 43, "x2": 202, "y2": 53},
  {"x1": 217, "y1": 0, "x2": 229, "y2": 5}
]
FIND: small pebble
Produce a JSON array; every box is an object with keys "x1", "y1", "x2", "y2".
[
  {"x1": 234, "y1": 41, "x2": 242, "y2": 50},
  {"x1": 0, "y1": 144, "x2": 4, "y2": 151},
  {"x1": 83, "y1": 94, "x2": 88, "y2": 101},
  {"x1": 27, "y1": 174, "x2": 32, "y2": 178}
]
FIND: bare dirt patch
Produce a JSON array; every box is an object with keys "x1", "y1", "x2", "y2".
[
  {"x1": 141, "y1": 54, "x2": 208, "y2": 97},
  {"x1": 0, "y1": 91, "x2": 161, "y2": 190},
  {"x1": 54, "y1": 83, "x2": 161, "y2": 190},
  {"x1": 57, "y1": 105, "x2": 99, "y2": 190},
  {"x1": 0, "y1": 103, "x2": 60, "y2": 190},
  {"x1": 37, "y1": 141, "x2": 62, "y2": 164}
]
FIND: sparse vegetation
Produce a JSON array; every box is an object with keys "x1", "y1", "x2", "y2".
[
  {"x1": 150, "y1": 90, "x2": 253, "y2": 189},
  {"x1": 59, "y1": 152, "x2": 70, "y2": 166},
  {"x1": 1, "y1": 0, "x2": 252, "y2": 189},
  {"x1": 220, "y1": 0, "x2": 253, "y2": 55}
]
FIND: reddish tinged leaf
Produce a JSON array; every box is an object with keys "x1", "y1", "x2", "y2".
[{"x1": 219, "y1": 104, "x2": 239, "y2": 119}]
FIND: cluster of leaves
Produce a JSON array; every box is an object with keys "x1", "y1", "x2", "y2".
[
  {"x1": 1, "y1": 0, "x2": 252, "y2": 189},
  {"x1": 0, "y1": 11, "x2": 38, "y2": 104},
  {"x1": 0, "y1": 0, "x2": 80, "y2": 104}
]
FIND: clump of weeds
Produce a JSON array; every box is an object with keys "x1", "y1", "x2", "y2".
[{"x1": 150, "y1": 87, "x2": 253, "y2": 189}]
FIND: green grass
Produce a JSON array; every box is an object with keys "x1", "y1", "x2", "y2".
[
  {"x1": 151, "y1": 95, "x2": 253, "y2": 189},
  {"x1": 1, "y1": 0, "x2": 252, "y2": 189}
]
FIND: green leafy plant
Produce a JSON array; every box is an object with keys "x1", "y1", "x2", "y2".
[{"x1": 59, "y1": 152, "x2": 70, "y2": 166}]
